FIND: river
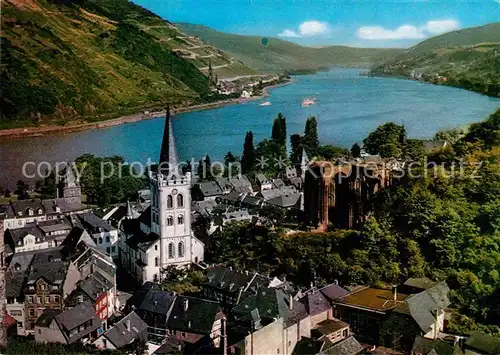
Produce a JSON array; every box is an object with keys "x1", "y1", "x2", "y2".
[{"x1": 0, "y1": 68, "x2": 498, "y2": 189}]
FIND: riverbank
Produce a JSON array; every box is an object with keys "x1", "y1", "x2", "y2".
[{"x1": 0, "y1": 78, "x2": 293, "y2": 140}]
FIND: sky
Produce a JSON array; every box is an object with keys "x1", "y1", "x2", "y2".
[{"x1": 133, "y1": 0, "x2": 500, "y2": 47}]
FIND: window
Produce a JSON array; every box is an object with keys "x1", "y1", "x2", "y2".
[
  {"x1": 45, "y1": 296, "x2": 50, "y2": 303},
  {"x1": 155, "y1": 245, "x2": 158, "y2": 251},
  {"x1": 167, "y1": 216, "x2": 173, "y2": 226},
  {"x1": 17, "y1": 322, "x2": 23, "y2": 328},
  {"x1": 99, "y1": 237, "x2": 103, "y2": 244},
  {"x1": 167, "y1": 195, "x2": 173, "y2": 208},
  {"x1": 155, "y1": 257, "x2": 159, "y2": 267},
  {"x1": 40, "y1": 284, "x2": 46, "y2": 291},
  {"x1": 37, "y1": 297, "x2": 41, "y2": 304},
  {"x1": 178, "y1": 242, "x2": 185, "y2": 258},
  {"x1": 29, "y1": 309, "x2": 35, "y2": 317},
  {"x1": 106, "y1": 247, "x2": 110, "y2": 253},
  {"x1": 27, "y1": 296, "x2": 33, "y2": 303},
  {"x1": 106, "y1": 236, "x2": 110, "y2": 243},
  {"x1": 111, "y1": 246, "x2": 116, "y2": 253},
  {"x1": 177, "y1": 194, "x2": 184, "y2": 208},
  {"x1": 54, "y1": 295, "x2": 60, "y2": 303},
  {"x1": 168, "y1": 243, "x2": 174, "y2": 259},
  {"x1": 153, "y1": 274, "x2": 158, "y2": 282},
  {"x1": 177, "y1": 215, "x2": 184, "y2": 225}
]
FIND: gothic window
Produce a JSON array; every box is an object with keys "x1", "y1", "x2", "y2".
[
  {"x1": 177, "y1": 194, "x2": 184, "y2": 208},
  {"x1": 177, "y1": 215, "x2": 184, "y2": 225},
  {"x1": 155, "y1": 257, "x2": 159, "y2": 267},
  {"x1": 167, "y1": 195, "x2": 173, "y2": 208},
  {"x1": 167, "y1": 216, "x2": 174, "y2": 226},
  {"x1": 168, "y1": 243, "x2": 175, "y2": 258},
  {"x1": 178, "y1": 242, "x2": 185, "y2": 258}
]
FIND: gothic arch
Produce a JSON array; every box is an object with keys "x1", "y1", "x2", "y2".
[
  {"x1": 178, "y1": 241, "x2": 185, "y2": 258},
  {"x1": 177, "y1": 215, "x2": 184, "y2": 225},
  {"x1": 167, "y1": 215, "x2": 174, "y2": 226},
  {"x1": 177, "y1": 194, "x2": 184, "y2": 208},
  {"x1": 167, "y1": 195, "x2": 173, "y2": 208},
  {"x1": 168, "y1": 243, "x2": 174, "y2": 258}
]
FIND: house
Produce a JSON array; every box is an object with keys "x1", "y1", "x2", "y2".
[
  {"x1": 464, "y1": 331, "x2": 500, "y2": 355},
  {"x1": 35, "y1": 300, "x2": 101, "y2": 344},
  {"x1": 259, "y1": 186, "x2": 297, "y2": 201},
  {"x1": 126, "y1": 283, "x2": 176, "y2": 343},
  {"x1": 400, "y1": 277, "x2": 438, "y2": 295},
  {"x1": 231, "y1": 288, "x2": 310, "y2": 355},
  {"x1": 332, "y1": 286, "x2": 408, "y2": 344},
  {"x1": 265, "y1": 192, "x2": 302, "y2": 210},
  {"x1": 317, "y1": 283, "x2": 350, "y2": 303},
  {"x1": 299, "y1": 289, "x2": 333, "y2": 326},
  {"x1": 77, "y1": 212, "x2": 119, "y2": 259},
  {"x1": 272, "y1": 178, "x2": 286, "y2": 189},
  {"x1": 240, "y1": 195, "x2": 264, "y2": 212},
  {"x1": 192, "y1": 181, "x2": 224, "y2": 201},
  {"x1": 255, "y1": 173, "x2": 273, "y2": 191},
  {"x1": 411, "y1": 336, "x2": 464, "y2": 355},
  {"x1": 23, "y1": 248, "x2": 80, "y2": 334},
  {"x1": 380, "y1": 281, "x2": 451, "y2": 350},
  {"x1": 166, "y1": 296, "x2": 224, "y2": 346},
  {"x1": 4, "y1": 217, "x2": 72, "y2": 254},
  {"x1": 229, "y1": 175, "x2": 254, "y2": 194},
  {"x1": 93, "y1": 311, "x2": 148, "y2": 350},
  {"x1": 215, "y1": 177, "x2": 234, "y2": 195},
  {"x1": 1, "y1": 196, "x2": 86, "y2": 231}
]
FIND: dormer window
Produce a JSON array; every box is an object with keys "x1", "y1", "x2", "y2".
[
  {"x1": 27, "y1": 208, "x2": 34, "y2": 216},
  {"x1": 14, "y1": 263, "x2": 21, "y2": 271},
  {"x1": 38, "y1": 208, "x2": 43, "y2": 215},
  {"x1": 17, "y1": 212, "x2": 22, "y2": 217}
]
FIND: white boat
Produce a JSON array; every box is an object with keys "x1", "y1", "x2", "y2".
[
  {"x1": 301, "y1": 97, "x2": 316, "y2": 107},
  {"x1": 259, "y1": 101, "x2": 272, "y2": 107}
]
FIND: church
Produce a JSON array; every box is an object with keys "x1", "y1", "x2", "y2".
[{"x1": 119, "y1": 107, "x2": 204, "y2": 284}]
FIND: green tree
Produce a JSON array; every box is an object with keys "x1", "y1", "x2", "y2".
[
  {"x1": 15, "y1": 180, "x2": 29, "y2": 200},
  {"x1": 303, "y1": 116, "x2": 319, "y2": 156},
  {"x1": 351, "y1": 143, "x2": 361, "y2": 158},
  {"x1": 241, "y1": 131, "x2": 256, "y2": 174},
  {"x1": 40, "y1": 171, "x2": 58, "y2": 199},
  {"x1": 316, "y1": 145, "x2": 349, "y2": 160},
  {"x1": 271, "y1": 112, "x2": 287, "y2": 147},
  {"x1": 289, "y1": 134, "x2": 303, "y2": 164},
  {"x1": 363, "y1": 122, "x2": 406, "y2": 158}
]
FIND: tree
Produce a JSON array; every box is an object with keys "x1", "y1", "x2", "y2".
[
  {"x1": 15, "y1": 180, "x2": 29, "y2": 200},
  {"x1": 241, "y1": 131, "x2": 256, "y2": 174},
  {"x1": 351, "y1": 143, "x2": 361, "y2": 158},
  {"x1": 40, "y1": 171, "x2": 58, "y2": 199},
  {"x1": 224, "y1": 151, "x2": 237, "y2": 166},
  {"x1": 271, "y1": 113, "x2": 287, "y2": 147},
  {"x1": 303, "y1": 116, "x2": 319, "y2": 156},
  {"x1": 363, "y1": 122, "x2": 406, "y2": 158},
  {"x1": 316, "y1": 145, "x2": 349, "y2": 160},
  {"x1": 290, "y1": 134, "x2": 303, "y2": 164},
  {"x1": 255, "y1": 139, "x2": 286, "y2": 175}
]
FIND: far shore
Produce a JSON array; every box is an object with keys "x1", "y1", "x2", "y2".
[{"x1": 0, "y1": 79, "x2": 293, "y2": 140}]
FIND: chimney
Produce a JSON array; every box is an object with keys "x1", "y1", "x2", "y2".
[
  {"x1": 392, "y1": 285, "x2": 397, "y2": 301},
  {"x1": 183, "y1": 298, "x2": 189, "y2": 312},
  {"x1": 126, "y1": 319, "x2": 131, "y2": 331},
  {"x1": 289, "y1": 294, "x2": 293, "y2": 310}
]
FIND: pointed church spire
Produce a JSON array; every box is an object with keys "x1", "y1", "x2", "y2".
[
  {"x1": 126, "y1": 200, "x2": 133, "y2": 219},
  {"x1": 158, "y1": 105, "x2": 179, "y2": 174}
]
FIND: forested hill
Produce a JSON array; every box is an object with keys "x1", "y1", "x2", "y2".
[
  {"x1": 176, "y1": 23, "x2": 403, "y2": 73},
  {"x1": 369, "y1": 23, "x2": 500, "y2": 97},
  {"x1": 0, "y1": 0, "x2": 253, "y2": 128}
]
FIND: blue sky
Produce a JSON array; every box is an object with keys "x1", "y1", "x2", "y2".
[{"x1": 134, "y1": 0, "x2": 500, "y2": 47}]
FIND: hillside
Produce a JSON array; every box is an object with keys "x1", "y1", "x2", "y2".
[
  {"x1": 0, "y1": 0, "x2": 254, "y2": 128},
  {"x1": 176, "y1": 23, "x2": 403, "y2": 73},
  {"x1": 369, "y1": 23, "x2": 500, "y2": 97}
]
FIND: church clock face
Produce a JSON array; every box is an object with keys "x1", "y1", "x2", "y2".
[{"x1": 172, "y1": 189, "x2": 178, "y2": 195}]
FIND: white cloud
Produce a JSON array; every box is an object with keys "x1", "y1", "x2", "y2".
[
  {"x1": 357, "y1": 25, "x2": 425, "y2": 40},
  {"x1": 299, "y1": 21, "x2": 330, "y2": 37},
  {"x1": 356, "y1": 19, "x2": 460, "y2": 41},
  {"x1": 422, "y1": 19, "x2": 459, "y2": 34},
  {"x1": 278, "y1": 20, "x2": 331, "y2": 38},
  {"x1": 278, "y1": 29, "x2": 301, "y2": 38}
]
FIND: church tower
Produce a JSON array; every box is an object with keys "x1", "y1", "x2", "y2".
[{"x1": 150, "y1": 107, "x2": 204, "y2": 268}]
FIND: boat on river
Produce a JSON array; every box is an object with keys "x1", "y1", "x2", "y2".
[
  {"x1": 301, "y1": 97, "x2": 316, "y2": 106},
  {"x1": 259, "y1": 101, "x2": 272, "y2": 107}
]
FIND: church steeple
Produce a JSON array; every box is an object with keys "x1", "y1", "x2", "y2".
[{"x1": 158, "y1": 106, "x2": 179, "y2": 174}]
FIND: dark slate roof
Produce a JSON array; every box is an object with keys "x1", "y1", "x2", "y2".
[
  {"x1": 6, "y1": 251, "x2": 35, "y2": 298},
  {"x1": 465, "y1": 331, "x2": 500, "y2": 354},
  {"x1": 215, "y1": 177, "x2": 233, "y2": 191},
  {"x1": 320, "y1": 336, "x2": 364, "y2": 355},
  {"x1": 158, "y1": 107, "x2": 179, "y2": 170},
  {"x1": 229, "y1": 175, "x2": 252, "y2": 189},
  {"x1": 197, "y1": 181, "x2": 223, "y2": 197},
  {"x1": 315, "y1": 319, "x2": 349, "y2": 335},
  {"x1": 79, "y1": 272, "x2": 113, "y2": 302},
  {"x1": 204, "y1": 266, "x2": 253, "y2": 292},
  {"x1": 35, "y1": 309, "x2": 62, "y2": 328},
  {"x1": 6, "y1": 226, "x2": 44, "y2": 245},
  {"x1": 37, "y1": 217, "x2": 72, "y2": 234},
  {"x1": 27, "y1": 249, "x2": 68, "y2": 284},
  {"x1": 404, "y1": 277, "x2": 437, "y2": 291},
  {"x1": 299, "y1": 290, "x2": 331, "y2": 316},
  {"x1": 293, "y1": 337, "x2": 325, "y2": 355},
  {"x1": 56, "y1": 301, "x2": 101, "y2": 343},
  {"x1": 125, "y1": 232, "x2": 160, "y2": 252},
  {"x1": 412, "y1": 336, "x2": 461, "y2": 355},
  {"x1": 319, "y1": 283, "x2": 350, "y2": 302},
  {"x1": 78, "y1": 212, "x2": 116, "y2": 232},
  {"x1": 167, "y1": 296, "x2": 222, "y2": 335},
  {"x1": 103, "y1": 311, "x2": 148, "y2": 348},
  {"x1": 137, "y1": 289, "x2": 176, "y2": 315},
  {"x1": 138, "y1": 206, "x2": 152, "y2": 228},
  {"x1": 60, "y1": 226, "x2": 87, "y2": 255},
  {"x1": 256, "y1": 173, "x2": 270, "y2": 184},
  {"x1": 272, "y1": 178, "x2": 285, "y2": 189},
  {"x1": 220, "y1": 190, "x2": 242, "y2": 203},
  {"x1": 266, "y1": 193, "x2": 301, "y2": 208},
  {"x1": 240, "y1": 195, "x2": 263, "y2": 207},
  {"x1": 395, "y1": 281, "x2": 450, "y2": 333}
]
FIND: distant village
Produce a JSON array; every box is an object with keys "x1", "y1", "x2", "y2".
[{"x1": 0, "y1": 110, "x2": 498, "y2": 355}]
